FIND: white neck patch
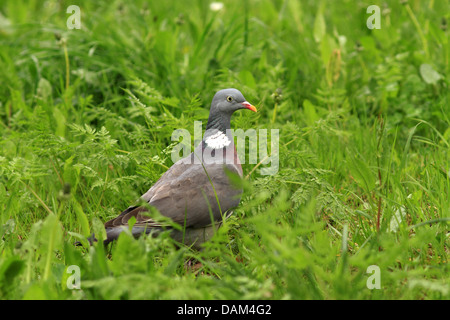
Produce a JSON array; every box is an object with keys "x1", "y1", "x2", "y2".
[{"x1": 205, "y1": 131, "x2": 231, "y2": 149}]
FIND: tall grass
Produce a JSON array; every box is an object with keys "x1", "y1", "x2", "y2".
[{"x1": 0, "y1": 0, "x2": 448, "y2": 299}]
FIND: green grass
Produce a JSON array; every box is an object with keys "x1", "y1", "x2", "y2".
[{"x1": 0, "y1": 0, "x2": 449, "y2": 300}]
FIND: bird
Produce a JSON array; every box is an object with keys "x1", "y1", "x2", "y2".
[{"x1": 99, "y1": 88, "x2": 257, "y2": 249}]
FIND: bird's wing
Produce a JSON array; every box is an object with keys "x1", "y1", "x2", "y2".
[{"x1": 104, "y1": 157, "x2": 242, "y2": 230}]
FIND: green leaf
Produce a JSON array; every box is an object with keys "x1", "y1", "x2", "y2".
[
  {"x1": 320, "y1": 33, "x2": 336, "y2": 66},
  {"x1": 53, "y1": 107, "x2": 66, "y2": 137},
  {"x1": 36, "y1": 77, "x2": 52, "y2": 100},
  {"x1": 88, "y1": 242, "x2": 109, "y2": 278},
  {"x1": 313, "y1": 9, "x2": 326, "y2": 42},
  {"x1": 39, "y1": 214, "x2": 63, "y2": 281},
  {"x1": 22, "y1": 284, "x2": 47, "y2": 300},
  {"x1": 238, "y1": 70, "x2": 256, "y2": 89},
  {"x1": 348, "y1": 157, "x2": 376, "y2": 192},
  {"x1": 303, "y1": 99, "x2": 319, "y2": 126},
  {"x1": 419, "y1": 64, "x2": 442, "y2": 84},
  {"x1": 92, "y1": 217, "x2": 107, "y2": 243},
  {"x1": 73, "y1": 200, "x2": 91, "y2": 238},
  {"x1": 0, "y1": 257, "x2": 24, "y2": 295},
  {"x1": 128, "y1": 215, "x2": 137, "y2": 232}
]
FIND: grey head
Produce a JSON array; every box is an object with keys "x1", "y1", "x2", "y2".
[{"x1": 205, "y1": 88, "x2": 256, "y2": 134}]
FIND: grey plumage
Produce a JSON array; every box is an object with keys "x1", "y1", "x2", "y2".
[{"x1": 101, "y1": 88, "x2": 256, "y2": 249}]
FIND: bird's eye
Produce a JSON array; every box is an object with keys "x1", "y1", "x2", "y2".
[{"x1": 226, "y1": 96, "x2": 233, "y2": 102}]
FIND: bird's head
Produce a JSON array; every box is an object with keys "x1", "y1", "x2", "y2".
[{"x1": 211, "y1": 88, "x2": 257, "y2": 115}]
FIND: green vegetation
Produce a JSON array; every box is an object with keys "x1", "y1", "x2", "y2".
[{"x1": 0, "y1": 0, "x2": 448, "y2": 299}]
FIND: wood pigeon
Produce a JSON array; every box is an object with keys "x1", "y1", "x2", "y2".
[{"x1": 101, "y1": 88, "x2": 257, "y2": 249}]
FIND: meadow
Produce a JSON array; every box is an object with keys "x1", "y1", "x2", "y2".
[{"x1": 0, "y1": 0, "x2": 448, "y2": 300}]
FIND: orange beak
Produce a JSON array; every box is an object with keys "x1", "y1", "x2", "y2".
[{"x1": 241, "y1": 101, "x2": 257, "y2": 112}]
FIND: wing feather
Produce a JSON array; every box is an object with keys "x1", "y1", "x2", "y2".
[{"x1": 104, "y1": 149, "x2": 243, "y2": 243}]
